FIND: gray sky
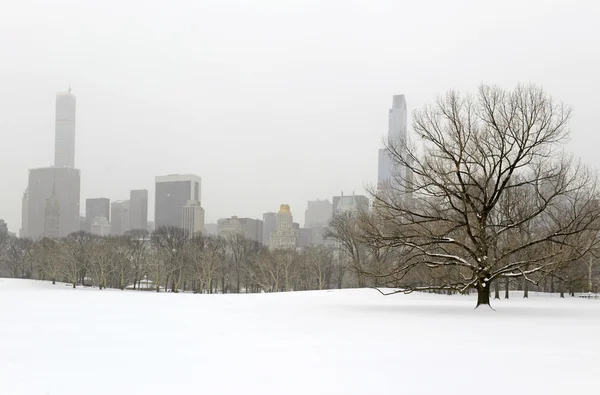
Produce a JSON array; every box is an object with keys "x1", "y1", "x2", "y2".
[{"x1": 1, "y1": 0, "x2": 599, "y2": 233}]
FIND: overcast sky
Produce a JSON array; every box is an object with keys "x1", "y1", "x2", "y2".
[{"x1": 1, "y1": 0, "x2": 599, "y2": 233}]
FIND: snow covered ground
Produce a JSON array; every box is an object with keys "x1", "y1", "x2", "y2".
[{"x1": 1, "y1": 278, "x2": 599, "y2": 395}]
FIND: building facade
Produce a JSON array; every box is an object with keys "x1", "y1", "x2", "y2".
[
  {"x1": 27, "y1": 167, "x2": 80, "y2": 239},
  {"x1": 269, "y1": 204, "x2": 298, "y2": 250},
  {"x1": 218, "y1": 216, "x2": 244, "y2": 237},
  {"x1": 155, "y1": 174, "x2": 201, "y2": 229},
  {"x1": 54, "y1": 89, "x2": 76, "y2": 168},
  {"x1": 111, "y1": 200, "x2": 130, "y2": 236},
  {"x1": 129, "y1": 189, "x2": 148, "y2": 231},
  {"x1": 262, "y1": 212, "x2": 277, "y2": 246},
  {"x1": 85, "y1": 198, "x2": 110, "y2": 233},
  {"x1": 378, "y1": 94, "x2": 412, "y2": 198},
  {"x1": 304, "y1": 199, "x2": 332, "y2": 228},
  {"x1": 218, "y1": 217, "x2": 263, "y2": 242},
  {"x1": 90, "y1": 216, "x2": 111, "y2": 236},
  {"x1": 20, "y1": 188, "x2": 28, "y2": 238},
  {"x1": 333, "y1": 192, "x2": 369, "y2": 214},
  {"x1": 182, "y1": 200, "x2": 205, "y2": 236}
]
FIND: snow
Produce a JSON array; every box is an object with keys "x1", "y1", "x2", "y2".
[{"x1": 1, "y1": 279, "x2": 599, "y2": 395}]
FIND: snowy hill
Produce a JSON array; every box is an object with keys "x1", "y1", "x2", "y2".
[{"x1": 1, "y1": 278, "x2": 599, "y2": 395}]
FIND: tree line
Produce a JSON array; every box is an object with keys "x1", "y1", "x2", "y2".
[{"x1": 0, "y1": 227, "x2": 350, "y2": 293}]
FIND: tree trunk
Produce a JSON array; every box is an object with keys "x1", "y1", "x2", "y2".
[
  {"x1": 504, "y1": 277, "x2": 509, "y2": 299},
  {"x1": 523, "y1": 278, "x2": 529, "y2": 298},
  {"x1": 476, "y1": 285, "x2": 491, "y2": 308},
  {"x1": 494, "y1": 280, "x2": 500, "y2": 299},
  {"x1": 52, "y1": 278, "x2": 56, "y2": 285}
]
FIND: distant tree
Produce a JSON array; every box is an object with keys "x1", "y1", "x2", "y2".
[
  {"x1": 326, "y1": 211, "x2": 367, "y2": 287},
  {"x1": 2, "y1": 236, "x2": 33, "y2": 278},
  {"x1": 34, "y1": 238, "x2": 61, "y2": 284},
  {"x1": 61, "y1": 231, "x2": 96, "y2": 288},
  {"x1": 151, "y1": 226, "x2": 188, "y2": 293}
]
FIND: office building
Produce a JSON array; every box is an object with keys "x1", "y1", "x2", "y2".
[
  {"x1": 262, "y1": 212, "x2": 277, "y2": 246},
  {"x1": 333, "y1": 192, "x2": 369, "y2": 214},
  {"x1": 155, "y1": 174, "x2": 201, "y2": 229},
  {"x1": 54, "y1": 88, "x2": 76, "y2": 168},
  {"x1": 0, "y1": 219, "x2": 7, "y2": 234},
  {"x1": 298, "y1": 228, "x2": 311, "y2": 249},
  {"x1": 269, "y1": 204, "x2": 298, "y2": 250},
  {"x1": 27, "y1": 167, "x2": 80, "y2": 239},
  {"x1": 218, "y1": 217, "x2": 263, "y2": 242},
  {"x1": 182, "y1": 200, "x2": 205, "y2": 236},
  {"x1": 305, "y1": 199, "x2": 332, "y2": 228},
  {"x1": 85, "y1": 198, "x2": 110, "y2": 232},
  {"x1": 239, "y1": 218, "x2": 263, "y2": 243},
  {"x1": 130, "y1": 189, "x2": 148, "y2": 231},
  {"x1": 111, "y1": 200, "x2": 130, "y2": 236},
  {"x1": 147, "y1": 221, "x2": 155, "y2": 233},
  {"x1": 218, "y1": 216, "x2": 244, "y2": 237},
  {"x1": 20, "y1": 188, "x2": 28, "y2": 238},
  {"x1": 90, "y1": 216, "x2": 111, "y2": 236},
  {"x1": 378, "y1": 94, "x2": 412, "y2": 198}
]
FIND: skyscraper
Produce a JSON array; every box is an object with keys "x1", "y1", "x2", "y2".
[
  {"x1": 262, "y1": 212, "x2": 276, "y2": 246},
  {"x1": 304, "y1": 199, "x2": 332, "y2": 228},
  {"x1": 129, "y1": 189, "x2": 148, "y2": 231},
  {"x1": 20, "y1": 188, "x2": 28, "y2": 238},
  {"x1": 85, "y1": 198, "x2": 110, "y2": 232},
  {"x1": 378, "y1": 94, "x2": 411, "y2": 197},
  {"x1": 155, "y1": 174, "x2": 201, "y2": 229},
  {"x1": 269, "y1": 205, "x2": 298, "y2": 250},
  {"x1": 182, "y1": 200, "x2": 204, "y2": 236},
  {"x1": 27, "y1": 167, "x2": 80, "y2": 239},
  {"x1": 54, "y1": 88, "x2": 76, "y2": 168},
  {"x1": 111, "y1": 200, "x2": 130, "y2": 236},
  {"x1": 332, "y1": 192, "x2": 369, "y2": 214}
]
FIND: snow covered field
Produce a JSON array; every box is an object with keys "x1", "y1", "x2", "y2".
[{"x1": 1, "y1": 278, "x2": 599, "y2": 395}]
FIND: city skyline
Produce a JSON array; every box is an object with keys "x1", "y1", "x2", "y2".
[{"x1": 1, "y1": 0, "x2": 598, "y2": 233}]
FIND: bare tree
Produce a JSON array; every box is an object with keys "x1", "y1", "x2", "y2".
[
  {"x1": 34, "y1": 238, "x2": 61, "y2": 284},
  {"x1": 326, "y1": 211, "x2": 367, "y2": 287},
  {"x1": 2, "y1": 236, "x2": 33, "y2": 279},
  {"x1": 151, "y1": 226, "x2": 188, "y2": 293},
  {"x1": 61, "y1": 231, "x2": 96, "y2": 288},
  {"x1": 301, "y1": 245, "x2": 333, "y2": 290},
  {"x1": 363, "y1": 84, "x2": 600, "y2": 307}
]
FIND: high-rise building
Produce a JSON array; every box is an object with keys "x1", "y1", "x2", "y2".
[
  {"x1": 182, "y1": 200, "x2": 204, "y2": 236},
  {"x1": 304, "y1": 199, "x2": 332, "y2": 228},
  {"x1": 298, "y1": 228, "x2": 311, "y2": 249},
  {"x1": 269, "y1": 204, "x2": 298, "y2": 250},
  {"x1": 44, "y1": 193, "x2": 60, "y2": 239},
  {"x1": 90, "y1": 216, "x2": 111, "y2": 236},
  {"x1": 129, "y1": 189, "x2": 148, "y2": 231},
  {"x1": 155, "y1": 174, "x2": 201, "y2": 229},
  {"x1": 146, "y1": 221, "x2": 155, "y2": 233},
  {"x1": 111, "y1": 200, "x2": 130, "y2": 236},
  {"x1": 239, "y1": 218, "x2": 263, "y2": 243},
  {"x1": 85, "y1": 198, "x2": 110, "y2": 232},
  {"x1": 333, "y1": 192, "x2": 369, "y2": 214},
  {"x1": 27, "y1": 167, "x2": 80, "y2": 239},
  {"x1": 378, "y1": 94, "x2": 412, "y2": 197},
  {"x1": 54, "y1": 88, "x2": 76, "y2": 168},
  {"x1": 0, "y1": 219, "x2": 8, "y2": 235},
  {"x1": 262, "y1": 212, "x2": 277, "y2": 245},
  {"x1": 218, "y1": 216, "x2": 244, "y2": 237},
  {"x1": 218, "y1": 217, "x2": 263, "y2": 242},
  {"x1": 20, "y1": 188, "x2": 28, "y2": 238}
]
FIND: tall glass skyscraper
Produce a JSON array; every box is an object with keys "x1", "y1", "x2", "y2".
[
  {"x1": 378, "y1": 94, "x2": 411, "y2": 196},
  {"x1": 54, "y1": 88, "x2": 76, "y2": 168}
]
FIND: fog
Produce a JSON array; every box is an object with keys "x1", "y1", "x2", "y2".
[{"x1": 1, "y1": 0, "x2": 599, "y2": 233}]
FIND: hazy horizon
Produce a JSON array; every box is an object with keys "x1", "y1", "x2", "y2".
[{"x1": 1, "y1": 0, "x2": 599, "y2": 233}]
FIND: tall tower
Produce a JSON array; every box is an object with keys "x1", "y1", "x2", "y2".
[
  {"x1": 378, "y1": 94, "x2": 411, "y2": 197},
  {"x1": 269, "y1": 204, "x2": 298, "y2": 250},
  {"x1": 54, "y1": 88, "x2": 76, "y2": 168},
  {"x1": 129, "y1": 190, "x2": 149, "y2": 231},
  {"x1": 44, "y1": 170, "x2": 60, "y2": 238}
]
